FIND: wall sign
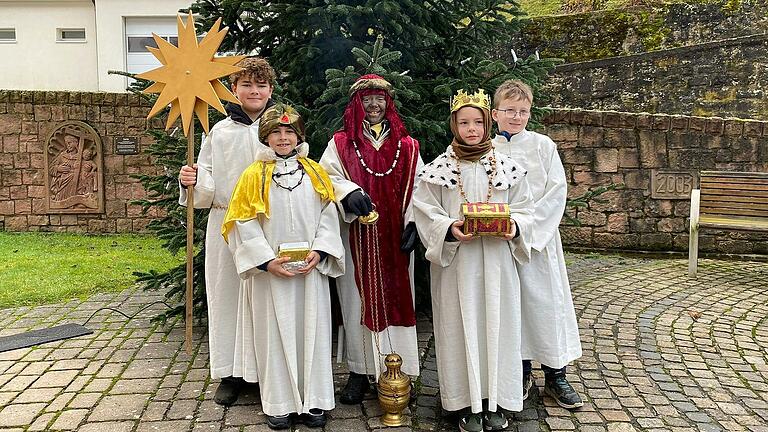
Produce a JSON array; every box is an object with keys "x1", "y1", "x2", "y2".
[
  {"x1": 651, "y1": 170, "x2": 698, "y2": 199},
  {"x1": 115, "y1": 136, "x2": 140, "y2": 155}
]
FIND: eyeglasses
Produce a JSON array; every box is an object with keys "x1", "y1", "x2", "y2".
[{"x1": 495, "y1": 109, "x2": 530, "y2": 118}]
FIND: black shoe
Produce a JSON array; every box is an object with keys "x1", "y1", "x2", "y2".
[
  {"x1": 301, "y1": 408, "x2": 327, "y2": 428},
  {"x1": 544, "y1": 374, "x2": 583, "y2": 409},
  {"x1": 266, "y1": 414, "x2": 292, "y2": 430},
  {"x1": 482, "y1": 410, "x2": 508, "y2": 431},
  {"x1": 522, "y1": 372, "x2": 532, "y2": 401},
  {"x1": 459, "y1": 412, "x2": 483, "y2": 432},
  {"x1": 213, "y1": 376, "x2": 245, "y2": 406},
  {"x1": 339, "y1": 372, "x2": 370, "y2": 404}
]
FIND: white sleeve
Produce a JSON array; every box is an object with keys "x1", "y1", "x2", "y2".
[
  {"x1": 531, "y1": 141, "x2": 567, "y2": 251},
  {"x1": 319, "y1": 139, "x2": 364, "y2": 223},
  {"x1": 179, "y1": 130, "x2": 215, "y2": 208},
  {"x1": 413, "y1": 181, "x2": 460, "y2": 268},
  {"x1": 403, "y1": 153, "x2": 425, "y2": 226},
  {"x1": 507, "y1": 176, "x2": 535, "y2": 264},
  {"x1": 312, "y1": 202, "x2": 345, "y2": 278},
  {"x1": 227, "y1": 219, "x2": 276, "y2": 279}
]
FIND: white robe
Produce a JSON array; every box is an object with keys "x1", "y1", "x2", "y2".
[
  {"x1": 319, "y1": 138, "x2": 422, "y2": 377},
  {"x1": 179, "y1": 117, "x2": 266, "y2": 380},
  {"x1": 493, "y1": 131, "x2": 582, "y2": 369},
  {"x1": 413, "y1": 147, "x2": 534, "y2": 413},
  {"x1": 226, "y1": 144, "x2": 344, "y2": 416}
]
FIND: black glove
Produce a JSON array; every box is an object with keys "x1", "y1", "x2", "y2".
[
  {"x1": 400, "y1": 222, "x2": 418, "y2": 253},
  {"x1": 341, "y1": 189, "x2": 373, "y2": 217}
]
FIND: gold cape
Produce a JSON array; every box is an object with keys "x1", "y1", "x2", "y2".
[{"x1": 221, "y1": 157, "x2": 336, "y2": 241}]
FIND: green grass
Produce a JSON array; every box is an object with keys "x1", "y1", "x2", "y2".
[
  {"x1": 518, "y1": 0, "x2": 720, "y2": 17},
  {"x1": 518, "y1": 0, "x2": 563, "y2": 17},
  {"x1": 0, "y1": 232, "x2": 181, "y2": 309}
]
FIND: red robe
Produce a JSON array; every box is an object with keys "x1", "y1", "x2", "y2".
[{"x1": 333, "y1": 89, "x2": 419, "y2": 332}]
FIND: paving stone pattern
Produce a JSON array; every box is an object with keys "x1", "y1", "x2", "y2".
[{"x1": 0, "y1": 254, "x2": 766, "y2": 431}]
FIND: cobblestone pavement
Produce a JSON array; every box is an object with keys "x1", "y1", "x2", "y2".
[{"x1": 1, "y1": 253, "x2": 767, "y2": 431}]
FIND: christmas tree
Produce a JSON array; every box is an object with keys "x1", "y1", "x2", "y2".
[
  {"x1": 190, "y1": 0, "x2": 558, "y2": 158},
  {"x1": 136, "y1": 1, "x2": 557, "y2": 318}
]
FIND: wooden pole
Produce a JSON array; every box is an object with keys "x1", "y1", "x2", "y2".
[{"x1": 185, "y1": 121, "x2": 195, "y2": 355}]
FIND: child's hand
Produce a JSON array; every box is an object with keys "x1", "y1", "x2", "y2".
[
  {"x1": 296, "y1": 251, "x2": 321, "y2": 274},
  {"x1": 179, "y1": 164, "x2": 198, "y2": 187},
  {"x1": 267, "y1": 257, "x2": 296, "y2": 278},
  {"x1": 451, "y1": 220, "x2": 474, "y2": 242},
  {"x1": 503, "y1": 221, "x2": 518, "y2": 240}
]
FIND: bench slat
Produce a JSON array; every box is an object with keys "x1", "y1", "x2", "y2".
[
  {"x1": 699, "y1": 194, "x2": 768, "y2": 205},
  {"x1": 702, "y1": 202, "x2": 768, "y2": 212},
  {"x1": 701, "y1": 176, "x2": 768, "y2": 184},
  {"x1": 701, "y1": 171, "x2": 768, "y2": 180},
  {"x1": 699, "y1": 215, "x2": 768, "y2": 231},
  {"x1": 700, "y1": 208, "x2": 768, "y2": 218},
  {"x1": 700, "y1": 181, "x2": 768, "y2": 191},
  {"x1": 701, "y1": 189, "x2": 768, "y2": 199}
]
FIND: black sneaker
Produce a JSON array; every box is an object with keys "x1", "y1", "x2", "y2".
[
  {"x1": 522, "y1": 372, "x2": 532, "y2": 401},
  {"x1": 459, "y1": 412, "x2": 483, "y2": 432},
  {"x1": 266, "y1": 414, "x2": 292, "y2": 430},
  {"x1": 301, "y1": 408, "x2": 327, "y2": 428},
  {"x1": 213, "y1": 376, "x2": 244, "y2": 406},
  {"x1": 482, "y1": 410, "x2": 508, "y2": 431},
  {"x1": 544, "y1": 374, "x2": 583, "y2": 409},
  {"x1": 339, "y1": 372, "x2": 370, "y2": 404}
]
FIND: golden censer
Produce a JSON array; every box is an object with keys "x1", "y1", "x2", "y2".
[
  {"x1": 377, "y1": 353, "x2": 411, "y2": 426},
  {"x1": 358, "y1": 207, "x2": 379, "y2": 225}
]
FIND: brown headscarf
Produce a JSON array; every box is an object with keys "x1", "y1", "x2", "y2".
[{"x1": 450, "y1": 105, "x2": 493, "y2": 161}]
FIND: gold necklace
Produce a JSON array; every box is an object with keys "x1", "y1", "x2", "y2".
[{"x1": 452, "y1": 150, "x2": 496, "y2": 203}]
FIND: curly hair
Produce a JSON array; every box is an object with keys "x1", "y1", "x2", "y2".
[
  {"x1": 229, "y1": 56, "x2": 276, "y2": 87},
  {"x1": 493, "y1": 79, "x2": 533, "y2": 108}
]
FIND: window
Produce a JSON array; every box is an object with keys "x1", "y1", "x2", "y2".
[
  {"x1": 127, "y1": 36, "x2": 178, "y2": 53},
  {"x1": 57, "y1": 28, "x2": 86, "y2": 42},
  {"x1": 0, "y1": 28, "x2": 15, "y2": 43}
]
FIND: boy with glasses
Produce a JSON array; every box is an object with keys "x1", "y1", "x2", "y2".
[{"x1": 491, "y1": 80, "x2": 583, "y2": 409}]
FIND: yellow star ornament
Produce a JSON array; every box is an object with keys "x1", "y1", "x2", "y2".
[{"x1": 137, "y1": 13, "x2": 245, "y2": 135}]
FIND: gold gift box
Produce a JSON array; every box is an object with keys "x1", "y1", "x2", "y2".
[
  {"x1": 278, "y1": 242, "x2": 310, "y2": 261},
  {"x1": 461, "y1": 202, "x2": 512, "y2": 236}
]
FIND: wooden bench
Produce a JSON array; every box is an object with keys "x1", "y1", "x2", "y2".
[{"x1": 688, "y1": 171, "x2": 768, "y2": 277}]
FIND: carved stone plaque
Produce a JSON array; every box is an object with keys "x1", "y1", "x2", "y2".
[
  {"x1": 44, "y1": 121, "x2": 104, "y2": 214},
  {"x1": 651, "y1": 170, "x2": 698, "y2": 199}
]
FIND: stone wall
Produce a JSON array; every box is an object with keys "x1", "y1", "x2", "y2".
[
  {"x1": 3, "y1": 90, "x2": 767, "y2": 255},
  {"x1": 0, "y1": 90, "x2": 161, "y2": 233},
  {"x1": 541, "y1": 108, "x2": 768, "y2": 254},
  {"x1": 545, "y1": 33, "x2": 768, "y2": 119},
  {"x1": 511, "y1": 0, "x2": 768, "y2": 63}
]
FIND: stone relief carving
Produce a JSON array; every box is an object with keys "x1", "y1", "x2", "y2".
[{"x1": 44, "y1": 121, "x2": 104, "y2": 213}]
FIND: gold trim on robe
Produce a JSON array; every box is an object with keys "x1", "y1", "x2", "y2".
[{"x1": 221, "y1": 157, "x2": 336, "y2": 241}]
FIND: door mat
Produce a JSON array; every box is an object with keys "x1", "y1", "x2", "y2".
[{"x1": 0, "y1": 323, "x2": 93, "y2": 353}]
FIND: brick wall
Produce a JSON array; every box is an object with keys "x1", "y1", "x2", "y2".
[
  {"x1": 542, "y1": 108, "x2": 768, "y2": 254},
  {"x1": 0, "y1": 90, "x2": 161, "y2": 233}
]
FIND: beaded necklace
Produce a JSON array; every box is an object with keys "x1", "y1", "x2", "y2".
[
  {"x1": 452, "y1": 149, "x2": 497, "y2": 203},
  {"x1": 272, "y1": 166, "x2": 305, "y2": 192},
  {"x1": 351, "y1": 139, "x2": 402, "y2": 177}
]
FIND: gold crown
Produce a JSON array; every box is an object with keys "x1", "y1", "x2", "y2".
[{"x1": 450, "y1": 89, "x2": 491, "y2": 113}]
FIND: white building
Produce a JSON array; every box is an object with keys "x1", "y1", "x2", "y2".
[{"x1": 0, "y1": 0, "x2": 193, "y2": 92}]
